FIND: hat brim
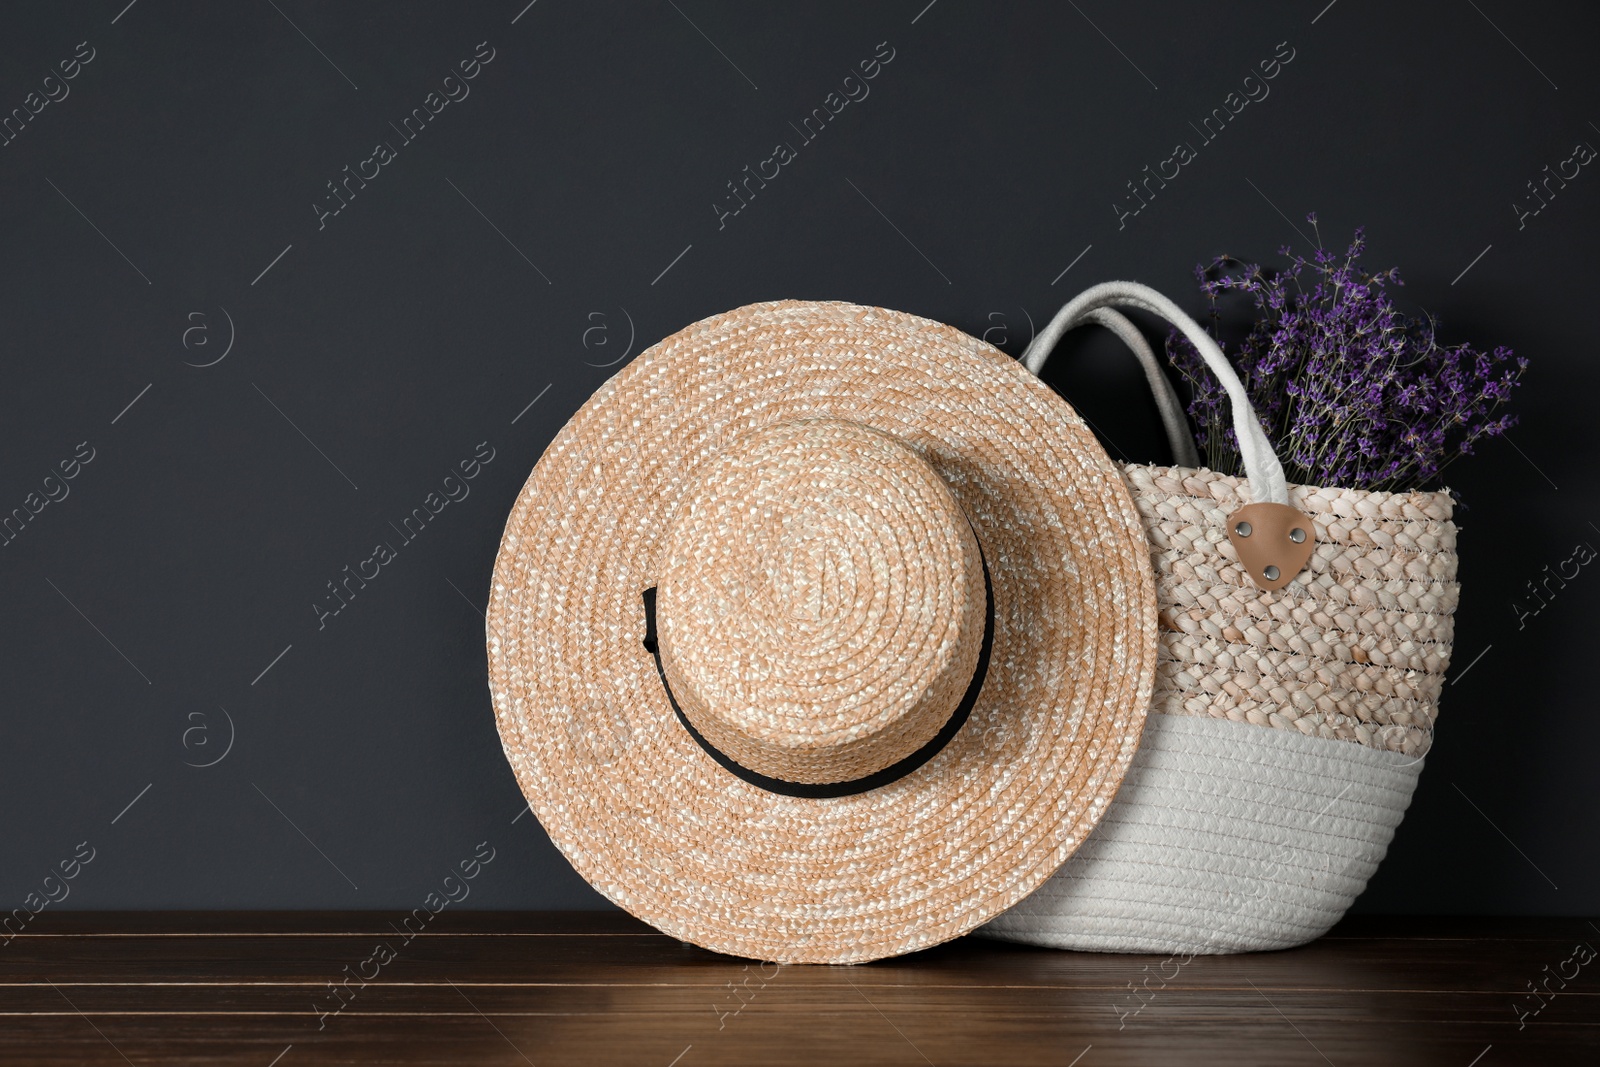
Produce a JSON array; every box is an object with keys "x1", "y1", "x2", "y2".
[{"x1": 487, "y1": 300, "x2": 1158, "y2": 963}]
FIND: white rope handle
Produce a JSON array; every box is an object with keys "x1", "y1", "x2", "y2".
[
  {"x1": 1022, "y1": 281, "x2": 1288, "y2": 505},
  {"x1": 1023, "y1": 305, "x2": 1200, "y2": 469}
]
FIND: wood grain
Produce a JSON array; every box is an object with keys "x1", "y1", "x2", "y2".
[{"x1": 3, "y1": 913, "x2": 1594, "y2": 1065}]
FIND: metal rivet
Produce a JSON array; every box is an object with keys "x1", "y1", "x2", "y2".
[
  {"x1": 1263, "y1": 565, "x2": 1281, "y2": 581},
  {"x1": 1234, "y1": 521, "x2": 1252, "y2": 537},
  {"x1": 1289, "y1": 528, "x2": 1306, "y2": 544}
]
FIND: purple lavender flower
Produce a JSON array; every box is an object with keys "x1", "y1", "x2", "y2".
[{"x1": 1165, "y1": 217, "x2": 1526, "y2": 492}]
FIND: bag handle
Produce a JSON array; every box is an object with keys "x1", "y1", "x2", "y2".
[
  {"x1": 1023, "y1": 305, "x2": 1201, "y2": 469},
  {"x1": 1021, "y1": 280, "x2": 1288, "y2": 506}
]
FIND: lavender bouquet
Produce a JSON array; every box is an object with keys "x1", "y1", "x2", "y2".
[{"x1": 1165, "y1": 216, "x2": 1526, "y2": 493}]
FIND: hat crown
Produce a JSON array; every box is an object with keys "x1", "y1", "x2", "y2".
[{"x1": 656, "y1": 418, "x2": 987, "y2": 786}]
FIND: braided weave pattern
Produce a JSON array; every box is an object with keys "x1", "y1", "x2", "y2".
[
  {"x1": 487, "y1": 300, "x2": 1161, "y2": 963},
  {"x1": 1125, "y1": 464, "x2": 1459, "y2": 756},
  {"x1": 980, "y1": 712, "x2": 1424, "y2": 953},
  {"x1": 658, "y1": 418, "x2": 987, "y2": 785}
]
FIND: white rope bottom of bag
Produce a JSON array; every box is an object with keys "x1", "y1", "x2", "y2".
[{"x1": 979, "y1": 713, "x2": 1422, "y2": 954}]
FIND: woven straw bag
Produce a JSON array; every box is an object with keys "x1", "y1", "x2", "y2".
[{"x1": 981, "y1": 282, "x2": 1459, "y2": 953}]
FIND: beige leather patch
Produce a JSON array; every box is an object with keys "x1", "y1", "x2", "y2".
[{"x1": 1225, "y1": 502, "x2": 1315, "y2": 592}]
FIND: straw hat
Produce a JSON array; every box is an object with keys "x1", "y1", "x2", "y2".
[{"x1": 486, "y1": 299, "x2": 1158, "y2": 963}]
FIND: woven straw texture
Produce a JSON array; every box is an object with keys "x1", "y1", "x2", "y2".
[
  {"x1": 1126, "y1": 463, "x2": 1458, "y2": 757},
  {"x1": 981, "y1": 712, "x2": 1423, "y2": 953},
  {"x1": 658, "y1": 419, "x2": 989, "y2": 786},
  {"x1": 487, "y1": 300, "x2": 1160, "y2": 964}
]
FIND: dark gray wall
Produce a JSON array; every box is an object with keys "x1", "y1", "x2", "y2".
[{"x1": 1, "y1": 1, "x2": 1593, "y2": 915}]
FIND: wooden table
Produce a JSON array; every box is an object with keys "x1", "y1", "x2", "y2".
[{"x1": 3, "y1": 913, "x2": 1594, "y2": 1065}]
